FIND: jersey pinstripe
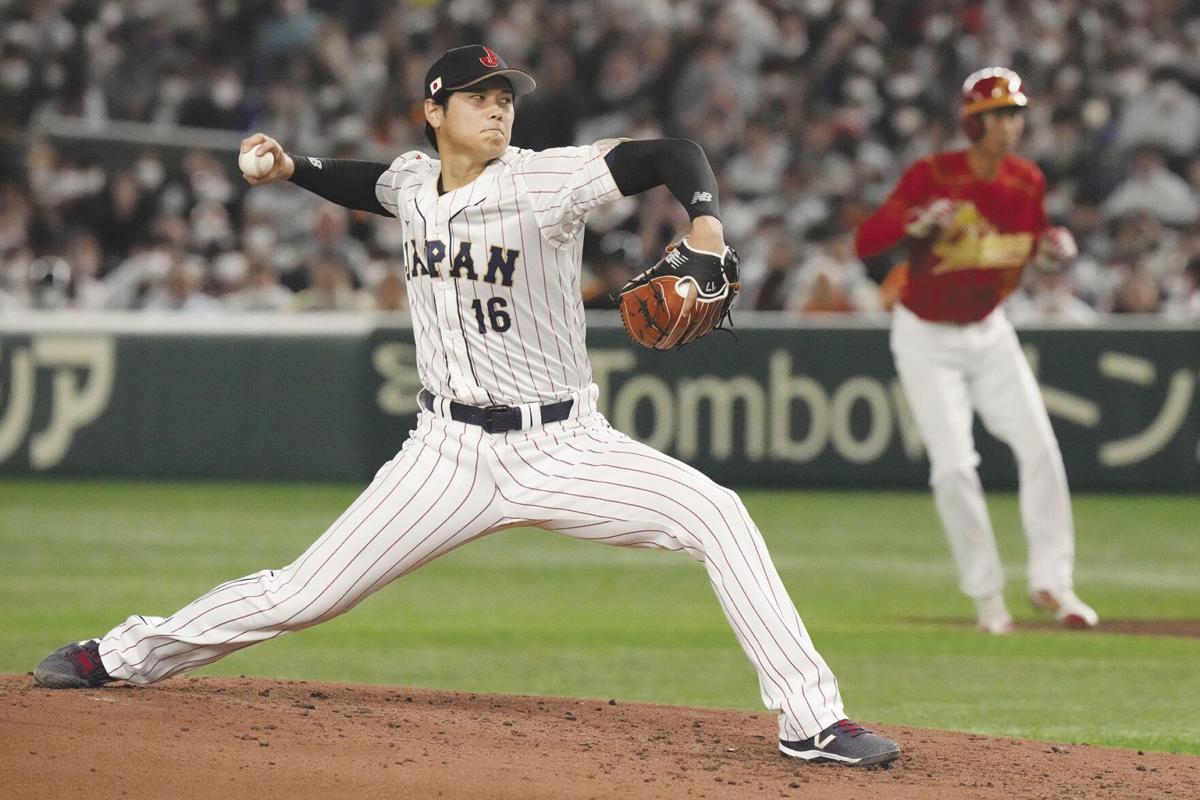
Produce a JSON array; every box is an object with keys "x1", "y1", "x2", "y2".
[{"x1": 375, "y1": 144, "x2": 621, "y2": 406}]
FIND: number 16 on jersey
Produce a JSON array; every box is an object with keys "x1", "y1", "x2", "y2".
[{"x1": 471, "y1": 297, "x2": 511, "y2": 333}]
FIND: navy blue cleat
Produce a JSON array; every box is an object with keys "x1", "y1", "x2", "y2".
[
  {"x1": 779, "y1": 719, "x2": 901, "y2": 766},
  {"x1": 34, "y1": 639, "x2": 115, "y2": 689}
]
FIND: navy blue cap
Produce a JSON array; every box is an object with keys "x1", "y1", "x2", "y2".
[{"x1": 424, "y1": 45, "x2": 536, "y2": 101}]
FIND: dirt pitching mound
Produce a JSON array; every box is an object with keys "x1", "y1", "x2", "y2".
[{"x1": 3, "y1": 674, "x2": 1197, "y2": 799}]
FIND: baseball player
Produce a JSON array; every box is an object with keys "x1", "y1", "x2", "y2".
[
  {"x1": 35, "y1": 45, "x2": 899, "y2": 767},
  {"x1": 855, "y1": 67, "x2": 1098, "y2": 635}
]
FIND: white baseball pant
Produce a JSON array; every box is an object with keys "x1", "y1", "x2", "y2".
[
  {"x1": 890, "y1": 303, "x2": 1076, "y2": 599},
  {"x1": 97, "y1": 384, "x2": 845, "y2": 741}
]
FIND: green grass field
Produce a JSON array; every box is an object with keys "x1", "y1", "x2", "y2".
[{"x1": 2, "y1": 479, "x2": 1197, "y2": 755}]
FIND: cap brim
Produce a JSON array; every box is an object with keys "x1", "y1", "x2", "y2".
[
  {"x1": 963, "y1": 93, "x2": 1028, "y2": 116},
  {"x1": 446, "y1": 69, "x2": 537, "y2": 97}
]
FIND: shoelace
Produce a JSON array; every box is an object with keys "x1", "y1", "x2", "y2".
[
  {"x1": 70, "y1": 642, "x2": 105, "y2": 678},
  {"x1": 834, "y1": 720, "x2": 869, "y2": 738}
]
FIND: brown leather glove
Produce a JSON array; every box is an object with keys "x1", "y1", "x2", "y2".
[{"x1": 617, "y1": 239, "x2": 739, "y2": 350}]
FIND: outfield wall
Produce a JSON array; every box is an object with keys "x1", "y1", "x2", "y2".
[{"x1": 2, "y1": 313, "x2": 1197, "y2": 491}]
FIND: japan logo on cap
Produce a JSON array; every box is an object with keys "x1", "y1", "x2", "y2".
[
  {"x1": 479, "y1": 46, "x2": 500, "y2": 68},
  {"x1": 429, "y1": 77, "x2": 443, "y2": 95}
]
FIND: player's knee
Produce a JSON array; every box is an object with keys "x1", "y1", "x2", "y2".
[
  {"x1": 929, "y1": 461, "x2": 982, "y2": 492},
  {"x1": 653, "y1": 482, "x2": 759, "y2": 558},
  {"x1": 651, "y1": 516, "x2": 718, "y2": 561},
  {"x1": 690, "y1": 485, "x2": 745, "y2": 523},
  {"x1": 1013, "y1": 434, "x2": 1064, "y2": 470},
  {"x1": 708, "y1": 485, "x2": 745, "y2": 518},
  {"x1": 1016, "y1": 445, "x2": 1068, "y2": 487},
  {"x1": 698, "y1": 489, "x2": 764, "y2": 548}
]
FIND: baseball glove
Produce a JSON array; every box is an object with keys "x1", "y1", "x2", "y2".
[{"x1": 617, "y1": 240, "x2": 740, "y2": 350}]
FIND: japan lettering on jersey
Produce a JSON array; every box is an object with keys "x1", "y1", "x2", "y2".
[{"x1": 375, "y1": 144, "x2": 621, "y2": 407}]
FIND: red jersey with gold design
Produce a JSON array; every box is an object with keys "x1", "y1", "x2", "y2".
[{"x1": 855, "y1": 150, "x2": 1047, "y2": 323}]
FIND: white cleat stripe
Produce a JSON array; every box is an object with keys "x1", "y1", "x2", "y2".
[{"x1": 777, "y1": 742, "x2": 861, "y2": 763}]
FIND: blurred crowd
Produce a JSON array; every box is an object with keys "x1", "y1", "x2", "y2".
[{"x1": 1, "y1": 0, "x2": 1199, "y2": 320}]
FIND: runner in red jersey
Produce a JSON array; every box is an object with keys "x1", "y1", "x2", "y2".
[
  {"x1": 855, "y1": 67, "x2": 1098, "y2": 634},
  {"x1": 856, "y1": 148, "x2": 1047, "y2": 323}
]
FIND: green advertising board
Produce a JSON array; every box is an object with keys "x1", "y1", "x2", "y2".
[
  {"x1": 0, "y1": 318, "x2": 372, "y2": 481},
  {"x1": 2, "y1": 315, "x2": 1197, "y2": 491}
]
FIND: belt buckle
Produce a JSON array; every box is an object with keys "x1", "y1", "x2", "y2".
[{"x1": 482, "y1": 405, "x2": 521, "y2": 434}]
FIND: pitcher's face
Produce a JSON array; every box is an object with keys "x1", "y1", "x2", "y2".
[{"x1": 427, "y1": 78, "x2": 515, "y2": 160}]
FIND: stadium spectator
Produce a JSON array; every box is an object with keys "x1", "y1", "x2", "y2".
[
  {"x1": 1006, "y1": 269, "x2": 1099, "y2": 325},
  {"x1": 223, "y1": 258, "x2": 294, "y2": 312},
  {"x1": 788, "y1": 223, "x2": 879, "y2": 315},
  {"x1": 292, "y1": 251, "x2": 370, "y2": 312},
  {"x1": 1115, "y1": 67, "x2": 1200, "y2": 162},
  {"x1": 579, "y1": 232, "x2": 639, "y2": 311},
  {"x1": 0, "y1": 0, "x2": 1196, "y2": 318},
  {"x1": 749, "y1": 231, "x2": 800, "y2": 312},
  {"x1": 1111, "y1": 266, "x2": 1164, "y2": 315},
  {"x1": 371, "y1": 269, "x2": 408, "y2": 312},
  {"x1": 297, "y1": 204, "x2": 370, "y2": 285},
  {"x1": 96, "y1": 170, "x2": 155, "y2": 269},
  {"x1": 1105, "y1": 149, "x2": 1200, "y2": 228},
  {"x1": 1175, "y1": 256, "x2": 1200, "y2": 320},
  {"x1": 178, "y1": 68, "x2": 252, "y2": 131},
  {"x1": 56, "y1": 229, "x2": 113, "y2": 310},
  {"x1": 142, "y1": 257, "x2": 220, "y2": 313}
]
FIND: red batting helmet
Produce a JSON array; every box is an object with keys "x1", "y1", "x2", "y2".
[{"x1": 961, "y1": 67, "x2": 1028, "y2": 141}]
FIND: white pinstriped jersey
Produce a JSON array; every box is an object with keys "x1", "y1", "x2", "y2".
[{"x1": 375, "y1": 143, "x2": 621, "y2": 406}]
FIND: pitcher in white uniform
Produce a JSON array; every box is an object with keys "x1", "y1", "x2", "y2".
[{"x1": 34, "y1": 45, "x2": 899, "y2": 767}]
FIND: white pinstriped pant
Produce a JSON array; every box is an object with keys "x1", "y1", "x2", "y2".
[{"x1": 99, "y1": 388, "x2": 845, "y2": 740}]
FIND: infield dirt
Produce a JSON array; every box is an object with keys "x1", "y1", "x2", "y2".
[{"x1": 3, "y1": 674, "x2": 1196, "y2": 799}]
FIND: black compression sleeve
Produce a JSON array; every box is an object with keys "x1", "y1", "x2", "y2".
[
  {"x1": 603, "y1": 139, "x2": 720, "y2": 220},
  {"x1": 287, "y1": 155, "x2": 393, "y2": 217}
]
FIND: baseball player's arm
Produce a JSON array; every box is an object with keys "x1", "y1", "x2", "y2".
[
  {"x1": 854, "y1": 161, "x2": 931, "y2": 258},
  {"x1": 604, "y1": 139, "x2": 720, "y2": 218},
  {"x1": 1025, "y1": 167, "x2": 1077, "y2": 272},
  {"x1": 604, "y1": 138, "x2": 724, "y2": 251},
  {"x1": 518, "y1": 139, "x2": 722, "y2": 249},
  {"x1": 287, "y1": 155, "x2": 394, "y2": 217},
  {"x1": 237, "y1": 133, "x2": 393, "y2": 217}
]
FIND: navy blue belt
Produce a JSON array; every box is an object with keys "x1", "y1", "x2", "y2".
[{"x1": 418, "y1": 389, "x2": 574, "y2": 434}]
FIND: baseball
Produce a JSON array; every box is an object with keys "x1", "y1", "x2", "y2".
[{"x1": 238, "y1": 148, "x2": 275, "y2": 179}]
